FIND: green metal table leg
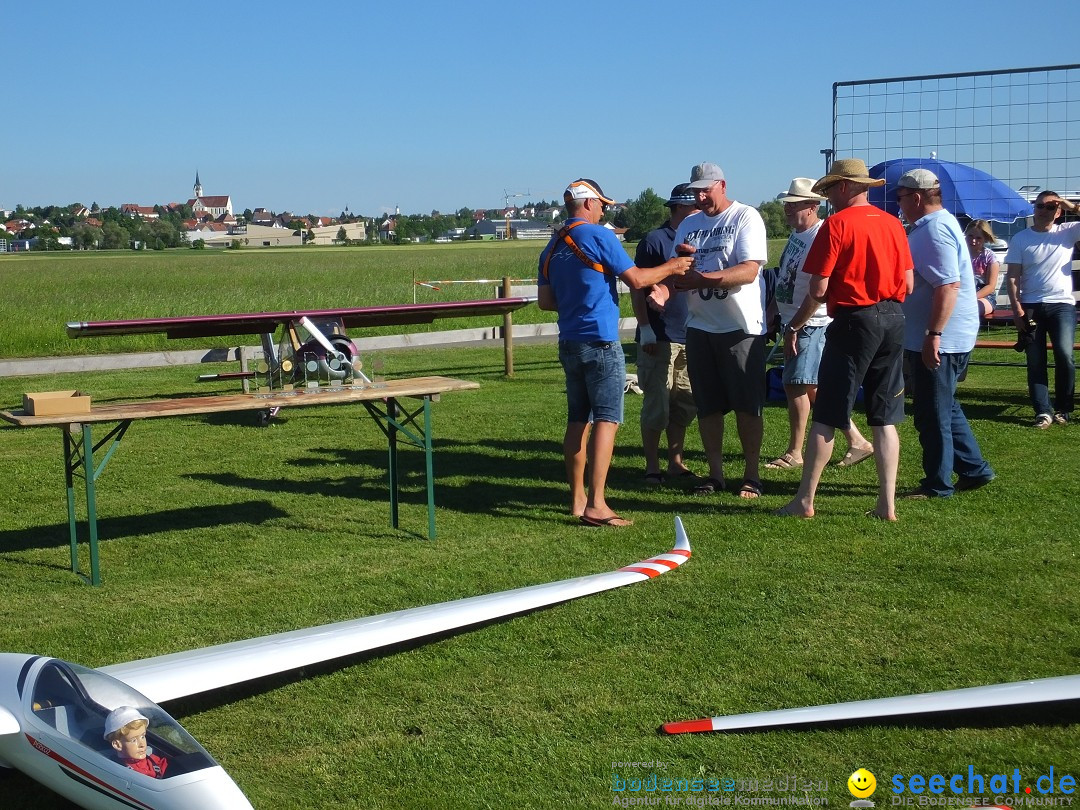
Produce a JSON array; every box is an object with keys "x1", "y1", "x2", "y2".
[
  {"x1": 59, "y1": 420, "x2": 130, "y2": 586},
  {"x1": 63, "y1": 430, "x2": 79, "y2": 575},
  {"x1": 387, "y1": 398, "x2": 399, "y2": 529},
  {"x1": 82, "y1": 424, "x2": 101, "y2": 586},
  {"x1": 423, "y1": 397, "x2": 435, "y2": 541}
]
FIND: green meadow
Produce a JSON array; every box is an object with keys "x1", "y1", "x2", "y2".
[{"x1": 0, "y1": 244, "x2": 1077, "y2": 809}]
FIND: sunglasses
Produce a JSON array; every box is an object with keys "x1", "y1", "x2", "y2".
[
  {"x1": 895, "y1": 190, "x2": 918, "y2": 202},
  {"x1": 1035, "y1": 202, "x2": 1061, "y2": 211}
]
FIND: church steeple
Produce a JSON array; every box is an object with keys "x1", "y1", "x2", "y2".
[{"x1": 194, "y1": 171, "x2": 203, "y2": 199}]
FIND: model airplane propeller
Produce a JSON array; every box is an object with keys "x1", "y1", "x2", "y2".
[{"x1": 1, "y1": 518, "x2": 691, "y2": 809}]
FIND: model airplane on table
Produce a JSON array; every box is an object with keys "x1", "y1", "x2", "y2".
[
  {"x1": 661, "y1": 673, "x2": 1080, "y2": 734},
  {"x1": 0, "y1": 518, "x2": 691, "y2": 809},
  {"x1": 66, "y1": 298, "x2": 534, "y2": 390}
]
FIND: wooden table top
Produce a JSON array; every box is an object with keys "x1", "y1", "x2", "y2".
[{"x1": 1, "y1": 376, "x2": 479, "y2": 427}]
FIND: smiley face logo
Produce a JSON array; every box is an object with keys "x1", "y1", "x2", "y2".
[{"x1": 848, "y1": 769, "x2": 877, "y2": 799}]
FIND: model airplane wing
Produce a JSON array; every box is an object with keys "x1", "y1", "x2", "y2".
[
  {"x1": 66, "y1": 297, "x2": 534, "y2": 340},
  {"x1": 103, "y1": 517, "x2": 692, "y2": 704},
  {"x1": 661, "y1": 673, "x2": 1080, "y2": 734},
  {"x1": 1, "y1": 520, "x2": 689, "y2": 810}
]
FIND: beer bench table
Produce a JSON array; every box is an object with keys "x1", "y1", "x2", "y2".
[{"x1": 1, "y1": 376, "x2": 479, "y2": 585}]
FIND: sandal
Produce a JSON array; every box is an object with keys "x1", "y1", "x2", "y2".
[
  {"x1": 765, "y1": 453, "x2": 801, "y2": 470},
  {"x1": 693, "y1": 477, "x2": 725, "y2": 496},
  {"x1": 738, "y1": 479, "x2": 763, "y2": 499},
  {"x1": 579, "y1": 514, "x2": 633, "y2": 528},
  {"x1": 837, "y1": 446, "x2": 874, "y2": 467}
]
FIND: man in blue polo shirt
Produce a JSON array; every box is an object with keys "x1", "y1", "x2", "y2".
[
  {"x1": 538, "y1": 178, "x2": 691, "y2": 527},
  {"x1": 896, "y1": 169, "x2": 994, "y2": 498}
]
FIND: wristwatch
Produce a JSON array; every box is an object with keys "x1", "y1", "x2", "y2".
[
  {"x1": 786, "y1": 324, "x2": 800, "y2": 335},
  {"x1": 925, "y1": 329, "x2": 943, "y2": 337}
]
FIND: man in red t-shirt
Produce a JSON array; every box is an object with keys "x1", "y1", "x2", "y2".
[{"x1": 776, "y1": 159, "x2": 914, "y2": 521}]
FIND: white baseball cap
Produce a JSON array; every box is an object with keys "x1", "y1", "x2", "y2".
[{"x1": 103, "y1": 706, "x2": 148, "y2": 739}]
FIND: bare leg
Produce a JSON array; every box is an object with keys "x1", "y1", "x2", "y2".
[
  {"x1": 775, "y1": 421, "x2": 835, "y2": 517},
  {"x1": 666, "y1": 422, "x2": 692, "y2": 474},
  {"x1": 869, "y1": 424, "x2": 900, "y2": 521},
  {"x1": 780, "y1": 383, "x2": 811, "y2": 462},
  {"x1": 735, "y1": 412, "x2": 763, "y2": 497},
  {"x1": 582, "y1": 420, "x2": 628, "y2": 523},
  {"x1": 564, "y1": 421, "x2": 590, "y2": 517},
  {"x1": 697, "y1": 411, "x2": 726, "y2": 484},
  {"x1": 841, "y1": 422, "x2": 873, "y2": 455},
  {"x1": 641, "y1": 425, "x2": 663, "y2": 476}
]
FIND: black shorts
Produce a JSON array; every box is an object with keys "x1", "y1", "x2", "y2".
[
  {"x1": 813, "y1": 300, "x2": 906, "y2": 429},
  {"x1": 686, "y1": 327, "x2": 766, "y2": 417}
]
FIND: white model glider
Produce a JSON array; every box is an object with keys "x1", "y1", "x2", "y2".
[
  {"x1": 0, "y1": 518, "x2": 691, "y2": 809},
  {"x1": 662, "y1": 673, "x2": 1080, "y2": 734}
]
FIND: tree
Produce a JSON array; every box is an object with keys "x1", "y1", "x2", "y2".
[
  {"x1": 336, "y1": 226, "x2": 348, "y2": 244},
  {"x1": 622, "y1": 188, "x2": 667, "y2": 242},
  {"x1": 757, "y1": 200, "x2": 789, "y2": 239}
]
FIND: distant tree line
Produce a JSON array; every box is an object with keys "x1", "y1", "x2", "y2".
[{"x1": 5, "y1": 203, "x2": 193, "y2": 251}]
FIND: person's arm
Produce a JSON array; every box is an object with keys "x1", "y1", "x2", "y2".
[
  {"x1": 783, "y1": 275, "x2": 831, "y2": 358},
  {"x1": 620, "y1": 256, "x2": 693, "y2": 290},
  {"x1": 672, "y1": 258, "x2": 763, "y2": 291},
  {"x1": 921, "y1": 281, "x2": 959, "y2": 369},
  {"x1": 1006, "y1": 263, "x2": 1026, "y2": 326},
  {"x1": 977, "y1": 258, "x2": 1000, "y2": 300},
  {"x1": 629, "y1": 285, "x2": 658, "y2": 354},
  {"x1": 537, "y1": 284, "x2": 557, "y2": 311}
]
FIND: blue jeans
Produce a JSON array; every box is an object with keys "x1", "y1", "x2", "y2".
[
  {"x1": 907, "y1": 350, "x2": 994, "y2": 496},
  {"x1": 1024, "y1": 302, "x2": 1076, "y2": 416},
  {"x1": 559, "y1": 340, "x2": 625, "y2": 424}
]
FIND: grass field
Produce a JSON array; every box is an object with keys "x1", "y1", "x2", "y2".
[
  {"x1": 0, "y1": 240, "x2": 788, "y2": 359},
  {"x1": 0, "y1": 245, "x2": 1077, "y2": 809}
]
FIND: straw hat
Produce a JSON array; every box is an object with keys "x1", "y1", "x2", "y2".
[
  {"x1": 811, "y1": 159, "x2": 885, "y2": 194},
  {"x1": 776, "y1": 177, "x2": 826, "y2": 203}
]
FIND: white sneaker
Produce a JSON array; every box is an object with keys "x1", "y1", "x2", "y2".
[
  {"x1": 1034, "y1": 413, "x2": 1053, "y2": 429},
  {"x1": 1054, "y1": 412, "x2": 1070, "y2": 425}
]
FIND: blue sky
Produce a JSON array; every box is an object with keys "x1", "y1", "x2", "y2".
[{"x1": 4, "y1": 1, "x2": 1077, "y2": 218}]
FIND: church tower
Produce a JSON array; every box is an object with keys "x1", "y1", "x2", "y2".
[{"x1": 193, "y1": 171, "x2": 203, "y2": 199}]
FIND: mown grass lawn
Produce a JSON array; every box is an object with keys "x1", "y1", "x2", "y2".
[{"x1": 0, "y1": 246, "x2": 1077, "y2": 809}]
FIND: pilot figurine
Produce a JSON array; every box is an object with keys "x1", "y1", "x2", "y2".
[{"x1": 103, "y1": 706, "x2": 168, "y2": 779}]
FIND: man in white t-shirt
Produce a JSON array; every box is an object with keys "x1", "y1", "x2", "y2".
[
  {"x1": 1005, "y1": 190, "x2": 1080, "y2": 427},
  {"x1": 670, "y1": 162, "x2": 768, "y2": 498},
  {"x1": 767, "y1": 177, "x2": 874, "y2": 473}
]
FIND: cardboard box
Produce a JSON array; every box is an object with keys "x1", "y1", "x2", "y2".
[{"x1": 23, "y1": 390, "x2": 92, "y2": 416}]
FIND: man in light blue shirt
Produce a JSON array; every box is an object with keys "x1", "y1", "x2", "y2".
[{"x1": 896, "y1": 169, "x2": 993, "y2": 498}]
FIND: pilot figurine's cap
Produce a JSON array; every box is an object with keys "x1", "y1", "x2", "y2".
[{"x1": 104, "y1": 706, "x2": 149, "y2": 739}]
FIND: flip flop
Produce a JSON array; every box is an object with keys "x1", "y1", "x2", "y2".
[
  {"x1": 693, "y1": 477, "x2": 725, "y2": 496},
  {"x1": 837, "y1": 446, "x2": 874, "y2": 467},
  {"x1": 765, "y1": 453, "x2": 802, "y2": 470},
  {"x1": 738, "y1": 479, "x2": 763, "y2": 499},
  {"x1": 579, "y1": 514, "x2": 633, "y2": 528},
  {"x1": 643, "y1": 472, "x2": 665, "y2": 486}
]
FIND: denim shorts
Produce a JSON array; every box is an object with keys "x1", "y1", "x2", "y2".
[
  {"x1": 782, "y1": 324, "x2": 827, "y2": 385},
  {"x1": 559, "y1": 340, "x2": 625, "y2": 424}
]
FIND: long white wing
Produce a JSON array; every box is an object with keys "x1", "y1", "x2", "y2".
[
  {"x1": 104, "y1": 518, "x2": 691, "y2": 704},
  {"x1": 662, "y1": 674, "x2": 1080, "y2": 734}
]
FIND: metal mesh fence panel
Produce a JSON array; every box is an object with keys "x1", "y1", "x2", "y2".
[{"x1": 832, "y1": 65, "x2": 1080, "y2": 201}]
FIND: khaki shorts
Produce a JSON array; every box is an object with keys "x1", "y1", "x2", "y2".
[{"x1": 637, "y1": 341, "x2": 697, "y2": 432}]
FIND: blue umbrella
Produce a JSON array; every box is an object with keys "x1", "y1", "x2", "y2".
[{"x1": 868, "y1": 158, "x2": 1032, "y2": 223}]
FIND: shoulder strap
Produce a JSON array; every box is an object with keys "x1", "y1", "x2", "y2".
[{"x1": 541, "y1": 221, "x2": 608, "y2": 280}]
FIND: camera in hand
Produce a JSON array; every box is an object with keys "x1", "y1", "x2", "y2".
[{"x1": 1014, "y1": 317, "x2": 1037, "y2": 352}]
